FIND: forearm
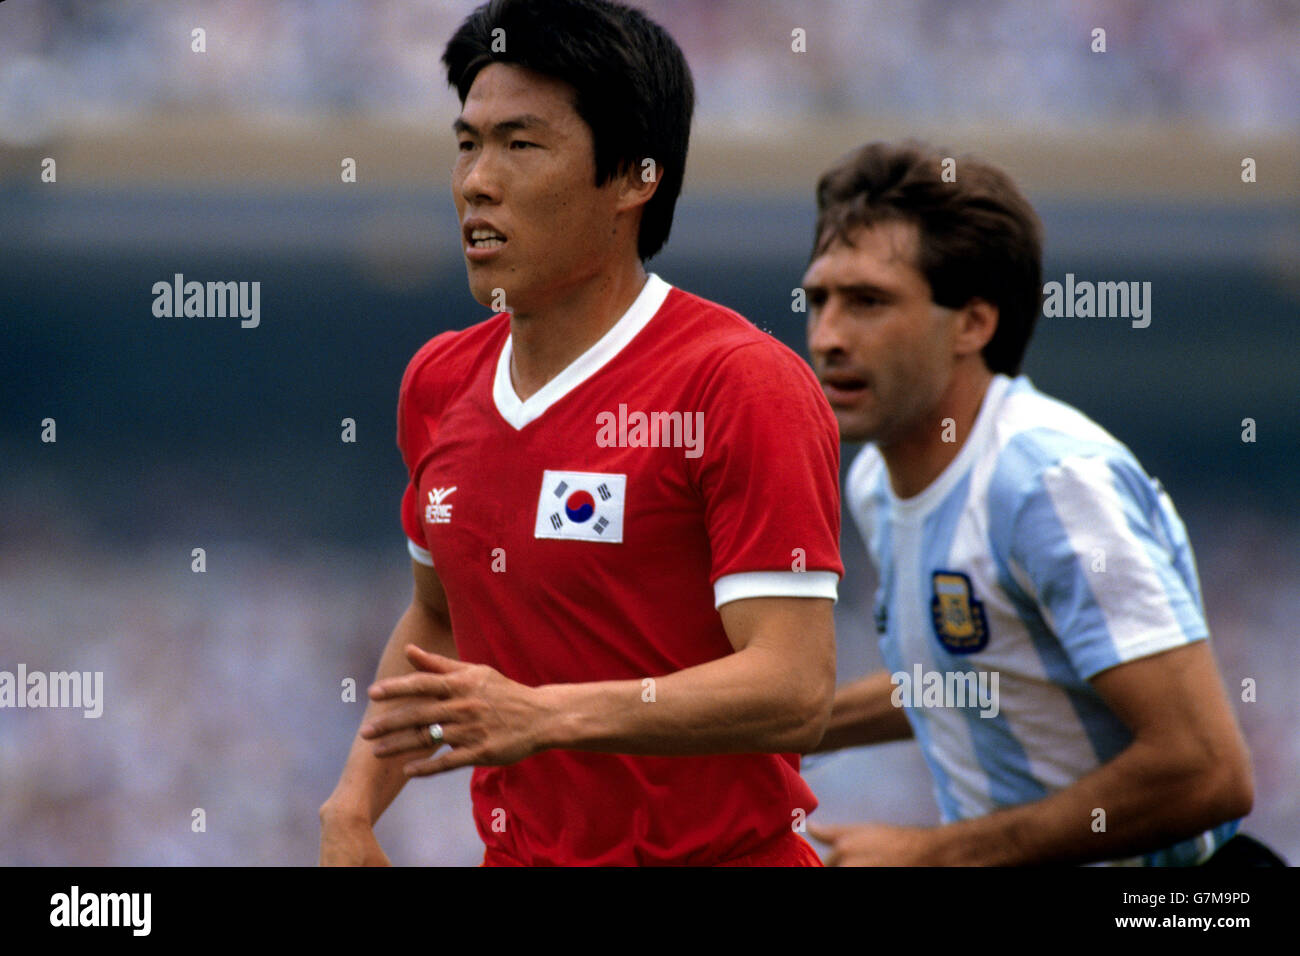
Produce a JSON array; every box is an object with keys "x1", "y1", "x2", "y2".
[
  {"x1": 536, "y1": 641, "x2": 831, "y2": 756},
  {"x1": 321, "y1": 601, "x2": 457, "y2": 825},
  {"x1": 811, "y1": 670, "x2": 914, "y2": 752},
  {"x1": 926, "y1": 737, "x2": 1246, "y2": 866}
]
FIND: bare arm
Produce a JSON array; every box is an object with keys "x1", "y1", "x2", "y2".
[
  {"x1": 926, "y1": 640, "x2": 1253, "y2": 865},
  {"x1": 360, "y1": 595, "x2": 837, "y2": 776},
  {"x1": 813, "y1": 640, "x2": 1254, "y2": 866},
  {"x1": 538, "y1": 595, "x2": 837, "y2": 755},
  {"x1": 318, "y1": 561, "x2": 456, "y2": 862},
  {"x1": 810, "y1": 669, "x2": 914, "y2": 752}
]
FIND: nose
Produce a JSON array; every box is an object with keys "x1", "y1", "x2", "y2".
[
  {"x1": 460, "y1": 147, "x2": 503, "y2": 206},
  {"x1": 807, "y1": 295, "x2": 849, "y2": 363}
]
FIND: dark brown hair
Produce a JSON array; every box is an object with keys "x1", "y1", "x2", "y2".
[{"x1": 813, "y1": 140, "x2": 1043, "y2": 375}]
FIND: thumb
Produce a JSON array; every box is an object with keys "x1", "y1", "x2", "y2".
[{"x1": 405, "y1": 644, "x2": 463, "y2": 673}]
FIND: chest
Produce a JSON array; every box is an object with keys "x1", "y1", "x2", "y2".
[
  {"x1": 412, "y1": 388, "x2": 710, "y2": 584},
  {"x1": 871, "y1": 508, "x2": 1015, "y2": 666}
]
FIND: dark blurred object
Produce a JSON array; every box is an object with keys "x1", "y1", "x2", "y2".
[{"x1": 1201, "y1": 834, "x2": 1289, "y2": 867}]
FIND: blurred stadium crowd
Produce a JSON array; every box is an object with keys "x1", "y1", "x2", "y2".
[{"x1": 0, "y1": 0, "x2": 1296, "y2": 146}]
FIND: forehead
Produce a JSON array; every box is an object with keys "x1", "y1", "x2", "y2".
[
  {"x1": 804, "y1": 219, "x2": 923, "y2": 286},
  {"x1": 461, "y1": 62, "x2": 581, "y2": 124}
]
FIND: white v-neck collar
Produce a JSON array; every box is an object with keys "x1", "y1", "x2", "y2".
[{"x1": 492, "y1": 273, "x2": 672, "y2": 431}]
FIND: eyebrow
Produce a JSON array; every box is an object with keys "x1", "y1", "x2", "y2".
[
  {"x1": 452, "y1": 114, "x2": 552, "y2": 137},
  {"x1": 804, "y1": 281, "x2": 895, "y2": 298}
]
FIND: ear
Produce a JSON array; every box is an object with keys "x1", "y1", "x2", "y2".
[
  {"x1": 614, "y1": 156, "x2": 663, "y2": 216},
  {"x1": 953, "y1": 298, "x2": 998, "y2": 358}
]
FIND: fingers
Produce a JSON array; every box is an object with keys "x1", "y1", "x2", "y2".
[
  {"x1": 806, "y1": 822, "x2": 843, "y2": 844},
  {"x1": 360, "y1": 701, "x2": 461, "y2": 741},
  {"x1": 404, "y1": 644, "x2": 464, "y2": 673},
  {"x1": 370, "y1": 724, "x2": 454, "y2": 758},
  {"x1": 807, "y1": 822, "x2": 844, "y2": 867},
  {"x1": 364, "y1": 653, "x2": 516, "y2": 778},
  {"x1": 369, "y1": 671, "x2": 452, "y2": 701}
]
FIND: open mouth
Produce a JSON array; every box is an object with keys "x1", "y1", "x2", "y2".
[
  {"x1": 468, "y1": 227, "x2": 507, "y2": 250},
  {"x1": 819, "y1": 373, "x2": 869, "y2": 405}
]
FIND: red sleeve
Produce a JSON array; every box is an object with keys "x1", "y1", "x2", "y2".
[
  {"x1": 396, "y1": 332, "x2": 459, "y2": 554},
  {"x1": 691, "y1": 339, "x2": 843, "y2": 588},
  {"x1": 399, "y1": 481, "x2": 427, "y2": 553}
]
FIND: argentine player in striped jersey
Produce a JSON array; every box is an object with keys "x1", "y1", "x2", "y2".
[{"x1": 802, "y1": 141, "x2": 1254, "y2": 866}]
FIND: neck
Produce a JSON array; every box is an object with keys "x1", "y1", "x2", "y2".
[
  {"x1": 879, "y1": 364, "x2": 996, "y2": 500},
  {"x1": 508, "y1": 259, "x2": 648, "y2": 401}
]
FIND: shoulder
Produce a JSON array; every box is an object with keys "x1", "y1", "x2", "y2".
[
  {"x1": 984, "y1": 377, "x2": 1163, "y2": 541},
  {"x1": 399, "y1": 313, "x2": 509, "y2": 409},
  {"x1": 987, "y1": 377, "x2": 1128, "y2": 503},
  {"x1": 654, "y1": 284, "x2": 821, "y2": 390},
  {"x1": 397, "y1": 314, "x2": 508, "y2": 469}
]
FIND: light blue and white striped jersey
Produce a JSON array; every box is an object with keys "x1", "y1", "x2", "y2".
[{"x1": 846, "y1": 373, "x2": 1239, "y2": 866}]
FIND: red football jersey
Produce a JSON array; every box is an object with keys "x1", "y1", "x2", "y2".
[{"x1": 397, "y1": 274, "x2": 843, "y2": 865}]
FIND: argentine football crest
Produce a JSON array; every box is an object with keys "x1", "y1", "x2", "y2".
[
  {"x1": 930, "y1": 571, "x2": 989, "y2": 654},
  {"x1": 534, "y1": 470, "x2": 626, "y2": 543}
]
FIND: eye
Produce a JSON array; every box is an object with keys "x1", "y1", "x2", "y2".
[
  {"x1": 850, "y1": 292, "x2": 885, "y2": 309},
  {"x1": 509, "y1": 140, "x2": 538, "y2": 150},
  {"x1": 456, "y1": 139, "x2": 476, "y2": 153}
]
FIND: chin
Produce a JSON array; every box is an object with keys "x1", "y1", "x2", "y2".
[
  {"x1": 835, "y1": 412, "x2": 878, "y2": 444},
  {"x1": 465, "y1": 274, "x2": 500, "y2": 309}
]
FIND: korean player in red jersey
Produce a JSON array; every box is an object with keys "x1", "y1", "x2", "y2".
[{"x1": 319, "y1": 0, "x2": 843, "y2": 866}]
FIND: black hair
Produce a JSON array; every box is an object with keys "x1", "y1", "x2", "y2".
[{"x1": 444, "y1": 0, "x2": 694, "y2": 261}]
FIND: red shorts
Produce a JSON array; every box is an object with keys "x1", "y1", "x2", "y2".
[{"x1": 481, "y1": 831, "x2": 824, "y2": 867}]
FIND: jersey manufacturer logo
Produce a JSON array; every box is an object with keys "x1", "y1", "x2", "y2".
[
  {"x1": 930, "y1": 571, "x2": 989, "y2": 654},
  {"x1": 425, "y1": 487, "x2": 457, "y2": 524},
  {"x1": 534, "y1": 470, "x2": 626, "y2": 543}
]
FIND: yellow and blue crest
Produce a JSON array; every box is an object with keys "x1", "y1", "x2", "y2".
[{"x1": 930, "y1": 571, "x2": 989, "y2": 654}]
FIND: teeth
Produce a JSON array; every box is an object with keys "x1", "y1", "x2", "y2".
[{"x1": 470, "y1": 228, "x2": 505, "y2": 244}]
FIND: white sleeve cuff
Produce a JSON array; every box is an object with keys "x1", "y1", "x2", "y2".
[
  {"x1": 407, "y1": 538, "x2": 434, "y2": 566},
  {"x1": 713, "y1": 570, "x2": 838, "y2": 609}
]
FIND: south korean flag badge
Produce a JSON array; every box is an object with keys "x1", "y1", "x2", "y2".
[{"x1": 534, "y1": 470, "x2": 627, "y2": 543}]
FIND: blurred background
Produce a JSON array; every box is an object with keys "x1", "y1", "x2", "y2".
[{"x1": 0, "y1": 0, "x2": 1296, "y2": 866}]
